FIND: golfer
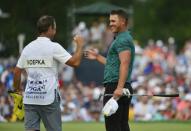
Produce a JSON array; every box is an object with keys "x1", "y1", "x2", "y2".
[
  {"x1": 13, "y1": 15, "x2": 84, "y2": 131},
  {"x1": 85, "y1": 9, "x2": 135, "y2": 131}
]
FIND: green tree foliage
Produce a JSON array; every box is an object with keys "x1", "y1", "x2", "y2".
[
  {"x1": 0, "y1": 0, "x2": 69, "y2": 56},
  {"x1": 0, "y1": 0, "x2": 191, "y2": 56},
  {"x1": 133, "y1": 0, "x2": 191, "y2": 48}
]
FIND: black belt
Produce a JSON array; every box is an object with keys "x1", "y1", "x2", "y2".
[{"x1": 104, "y1": 82, "x2": 131, "y2": 87}]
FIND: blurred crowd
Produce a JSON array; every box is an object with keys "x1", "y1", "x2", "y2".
[
  {"x1": 131, "y1": 38, "x2": 191, "y2": 121},
  {"x1": 0, "y1": 19, "x2": 191, "y2": 122}
]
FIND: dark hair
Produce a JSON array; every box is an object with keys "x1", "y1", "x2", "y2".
[
  {"x1": 110, "y1": 9, "x2": 128, "y2": 23},
  {"x1": 37, "y1": 15, "x2": 55, "y2": 33}
]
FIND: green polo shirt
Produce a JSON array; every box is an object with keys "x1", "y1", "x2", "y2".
[{"x1": 103, "y1": 30, "x2": 135, "y2": 83}]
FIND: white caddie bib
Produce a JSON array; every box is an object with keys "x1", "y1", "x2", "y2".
[{"x1": 23, "y1": 56, "x2": 56, "y2": 105}]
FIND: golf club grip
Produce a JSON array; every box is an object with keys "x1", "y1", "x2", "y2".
[{"x1": 153, "y1": 94, "x2": 179, "y2": 97}]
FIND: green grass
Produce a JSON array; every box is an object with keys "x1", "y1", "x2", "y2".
[{"x1": 0, "y1": 121, "x2": 190, "y2": 131}]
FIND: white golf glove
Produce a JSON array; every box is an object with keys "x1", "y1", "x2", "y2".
[
  {"x1": 102, "y1": 97, "x2": 119, "y2": 116},
  {"x1": 122, "y1": 88, "x2": 131, "y2": 98}
]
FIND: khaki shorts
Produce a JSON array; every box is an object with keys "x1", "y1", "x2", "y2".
[{"x1": 24, "y1": 96, "x2": 61, "y2": 131}]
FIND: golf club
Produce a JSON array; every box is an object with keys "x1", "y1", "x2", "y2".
[
  {"x1": 104, "y1": 93, "x2": 179, "y2": 97},
  {"x1": 98, "y1": 93, "x2": 179, "y2": 101}
]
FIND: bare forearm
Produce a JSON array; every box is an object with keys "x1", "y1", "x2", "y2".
[
  {"x1": 66, "y1": 46, "x2": 83, "y2": 67},
  {"x1": 66, "y1": 35, "x2": 84, "y2": 67},
  {"x1": 96, "y1": 54, "x2": 106, "y2": 65},
  {"x1": 72, "y1": 46, "x2": 83, "y2": 66},
  {"x1": 13, "y1": 67, "x2": 22, "y2": 92},
  {"x1": 117, "y1": 62, "x2": 128, "y2": 89}
]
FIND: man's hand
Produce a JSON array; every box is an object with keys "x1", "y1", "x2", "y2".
[
  {"x1": 73, "y1": 35, "x2": 84, "y2": 48},
  {"x1": 84, "y1": 48, "x2": 99, "y2": 60},
  {"x1": 122, "y1": 88, "x2": 131, "y2": 98},
  {"x1": 66, "y1": 35, "x2": 84, "y2": 67},
  {"x1": 8, "y1": 89, "x2": 22, "y2": 95},
  {"x1": 113, "y1": 88, "x2": 123, "y2": 99},
  {"x1": 84, "y1": 48, "x2": 106, "y2": 64}
]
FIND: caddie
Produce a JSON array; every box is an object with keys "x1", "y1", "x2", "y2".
[{"x1": 13, "y1": 15, "x2": 84, "y2": 131}]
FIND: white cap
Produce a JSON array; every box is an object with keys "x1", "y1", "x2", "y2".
[
  {"x1": 168, "y1": 37, "x2": 175, "y2": 44},
  {"x1": 184, "y1": 94, "x2": 191, "y2": 102},
  {"x1": 135, "y1": 44, "x2": 143, "y2": 55},
  {"x1": 68, "y1": 102, "x2": 76, "y2": 109},
  {"x1": 158, "y1": 104, "x2": 167, "y2": 111},
  {"x1": 78, "y1": 21, "x2": 86, "y2": 30},
  {"x1": 137, "y1": 89, "x2": 146, "y2": 95},
  {"x1": 153, "y1": 86, "x2": 161, "y2": 94},
  {"x1": 156, "y1": 40, "x2": 163, "y2": 47},
  {"x1": 93, "y1": 87, "x2": 101, "y2": 100},
  {"x1": 137, "y1": 76, "x2": 145, "y2": 83},
  {"x1": 102, "y1": 97, "x2": 118, "y2": 116}
]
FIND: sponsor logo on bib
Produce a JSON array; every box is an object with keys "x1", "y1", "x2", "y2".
[{"x1": 24, "y1": 73, "x2": 57, "y2": 104}]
